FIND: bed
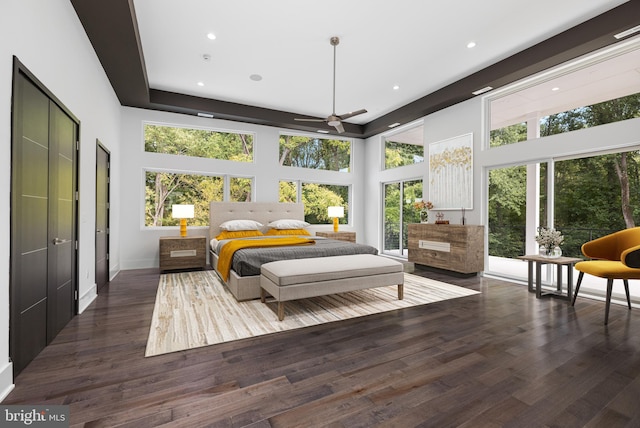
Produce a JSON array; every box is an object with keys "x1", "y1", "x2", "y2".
[{"x1": 208, "y1": 201, "x2": 379, "y2": 301}]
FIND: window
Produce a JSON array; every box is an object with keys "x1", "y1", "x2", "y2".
[
  {"x1": 553, "y1": 150, "x2": 640, "y2": 257},
  {"x1": 144, "y1": 123, "x2": 254, "y2": 162},
  {"x1": 489, "y1": 122, "x2": 526, "y2": 148},
  {"x1": 489, "y1": 45, "x2": 640, "y2": 147},
  {"x1": 540, "y1": 94, "x2": 640, "y2": 138},
  {"x1": 279, "y1": 180, "x2": 349, "y2": 224},
  {"x1": 383, "y1": 179, "x2": 422, "y2": 257},
  {"x1": 145, "y1": 171, "x2": 252, "y2": 227},
  {"x1": 383, "y1": 124, "x2": 424, "y2": 170},
  {"x1": 230, "y1": 177, "x2": 252, "y2": 202},
  {"x1": 279, "y1": 134, "x2": 351, "y2": 172},
  {"x1": 302, "y1": 183, "x2": 349, "y2": 224},
  {"x1": 279, "y1": 181, "x2": 298, "y2": 203}
]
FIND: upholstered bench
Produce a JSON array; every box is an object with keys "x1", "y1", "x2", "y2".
[{"x1": 260, "y1": 254, "x2": 404, "y2": 320}]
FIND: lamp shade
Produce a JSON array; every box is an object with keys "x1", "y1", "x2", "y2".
[
  {"x1": 327, "y1": 206, "x2": 344, "y2": 218},
  {"x1": 172, "y1": 204, "x2": 194, "y2": 219}
]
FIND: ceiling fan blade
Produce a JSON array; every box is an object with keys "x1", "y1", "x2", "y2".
[
  {"x1": 334, "y1": 122, "x2": 345, "y2": 133},
  {"x1": 294, "y1": 118, "x2": 326, "y2": 122},
  {"x1": 338, "y1": 109, "x2": 367, "y2": 120}
]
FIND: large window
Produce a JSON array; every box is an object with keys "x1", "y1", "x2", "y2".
[
  {"x1": 553, "y1": 151, "x2": 640, "y2": 256},
  {"x1": 278, "y1": 180, "x2": 349, "y2": 224},
  {"x1": 144, "y1": 123, "x2": 254, "y2": 162},
  {"x1": 145, "y1": 171, "x2": 252, "y2": 227},
  {"x1": 489, "y1": 46, "x2": 640, "y2": 148},
  {"x1": 279, "y1": 134, "x2": 351, "y2": 172}
]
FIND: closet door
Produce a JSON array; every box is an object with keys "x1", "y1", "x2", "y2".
[
  {"x1": 95, "y1": 142, "x2": 110, "y2": 291},
  {"x1": 11, "y1": 72, "x2": 50, "y2": 375},
  {"x1": 11, "y1": 63, "x2": 78, "y2": 375},
  {"x1": 47, "y1": 103, "x2": 77, "y2": 341}
]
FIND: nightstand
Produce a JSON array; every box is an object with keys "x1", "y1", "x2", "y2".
[
  {"x1": 159, "y1": 236, "x2": 206, "y2": 272},
  {"x1": 316, "y1": 231, "x2": 356, "y2": 243}
]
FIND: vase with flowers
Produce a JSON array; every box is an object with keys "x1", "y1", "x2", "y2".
[
  {"x1": 414, "y1": 199, "x2": 434, "y2": 223},
  {"x1": 535, "y1": 227, "x2": 564, "y2": 258}
]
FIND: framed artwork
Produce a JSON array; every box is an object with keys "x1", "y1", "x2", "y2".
[{"x1": 429, "y1": 133, "x2": 473, "y2": 210}]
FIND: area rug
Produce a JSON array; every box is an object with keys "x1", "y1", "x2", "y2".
[{"x1": 145, "y1": 270, "x2": 479, "y2": 357}]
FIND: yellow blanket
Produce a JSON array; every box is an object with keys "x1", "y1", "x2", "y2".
[{"x1": 216, "y1": 237, "x2": 315, "y2": 281}]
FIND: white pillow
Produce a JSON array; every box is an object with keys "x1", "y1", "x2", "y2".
[
  {"x1": 219, "y1": 219, "x2": 263, "y2": 231},
  {"x1": 267, "y1": 219, "x2": 310, "y2": 230}
]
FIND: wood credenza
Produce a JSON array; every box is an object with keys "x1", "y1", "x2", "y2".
[{"x1": 408, "y1": 224, "x2": 484, "y2": 274}]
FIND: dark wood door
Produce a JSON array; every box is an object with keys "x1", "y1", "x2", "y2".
[
  {"x1": 10, "y1": 63, "x2": 78, "y2": 375},
  {"x1": 11, "y1": 70, "x2": 50, "y2": 375},
  {"x1": 47, "y1": 102, "x2": 77, "y2": 341},
  {"x1": 96, "y1": 142, "x2": 110, "y2": 291}
]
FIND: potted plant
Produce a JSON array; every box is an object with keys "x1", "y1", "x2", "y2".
[
  {"x1": 414, "y1": 199, "x2": 434, "y2": 223},
  {"x1": 535, "y1": 227, "x2": 564, "y2": 258}
]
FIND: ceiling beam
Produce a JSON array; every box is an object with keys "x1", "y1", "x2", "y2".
[{"x1": 71, "y1": 0, "x2": 640, "y2": 139}]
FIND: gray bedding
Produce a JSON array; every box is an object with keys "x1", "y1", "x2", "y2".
[{"x1": 215, "y1": 236, "x2": 378, "y2": 277}]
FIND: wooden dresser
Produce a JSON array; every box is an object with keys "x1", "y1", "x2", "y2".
[{"x1": 408, "y1": 224, "x2": 484, "y2": 275}]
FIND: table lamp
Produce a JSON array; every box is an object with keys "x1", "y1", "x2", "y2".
[
  {"x1": 172, "y1": 204, "x2": 194, "y2": 237},
  {"x1": 327, "y1": 206, "x2": 344, "y2": 232}
]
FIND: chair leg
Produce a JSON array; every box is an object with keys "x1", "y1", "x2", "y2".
[
  {"x1": 571, "y1": 272, "x2": 584, "y2": 306},
  {"x1": 605, "y1": 279, "x2": 614, "y2": 325},
  {"x1": 623, "y1": 279, "x2": 631, "y2": 310}
]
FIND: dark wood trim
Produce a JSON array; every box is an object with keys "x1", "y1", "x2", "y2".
[{"x1": 70, "y1": 1, "x2": 640, "y2": 138}]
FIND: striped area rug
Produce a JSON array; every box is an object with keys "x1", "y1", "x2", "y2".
[{"x1": 145, "y1": 270, "x2": 479, "y2": 357}]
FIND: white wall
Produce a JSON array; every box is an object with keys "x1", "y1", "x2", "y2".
[
  {"x1": 0, "y1": 0, "x2": 121, "y2": 400},
  {"x1": 119, "y1": 107, "x2": 366, "y2": 269}
]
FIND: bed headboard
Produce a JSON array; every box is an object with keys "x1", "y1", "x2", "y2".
[{"x1": 209, "y1": 202, "x2": 305, "y2": 242}]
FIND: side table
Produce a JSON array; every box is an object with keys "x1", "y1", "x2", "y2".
[
  {"x1": 518, "y1": 255, "x2": 582, "y2": 300},
  {"x1": 159, "y1": 236, "x2": 207, "y2": 272},
  {"x1": 316, "y1": 231, "x2": 356, "y2": 243}
]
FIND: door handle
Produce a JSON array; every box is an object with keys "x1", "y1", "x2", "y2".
[
  {"x1": 52, "y1": 238, "x2": 70, "y2": 245},
  {"x1": 96, "y1": 229, "x2": 104, "y2": 233}
]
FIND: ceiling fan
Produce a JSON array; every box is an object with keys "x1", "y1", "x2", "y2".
[{"x1": 294, "y1": 36, "x2": 367, "y2": 134}]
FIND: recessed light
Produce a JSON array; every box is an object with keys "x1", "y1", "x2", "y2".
[
  {"x1": 206, "y1": 32, "x2": 216, "y2": 40},
  {"x1": 249, "y1": 74, "x2": 262, "y2": 81},
  {"x1": 202, "y1": 54, "x2": 211, "y2": 61},
  {"x1": 388, "y1": 122, "x2": 401, "y2": 128},
  {"x1": 467, "y1": 41, "x2": 476, "y2": 49},
  {"x1": 197, "y1": 112, "x2": 214, "y2": 118},
  {"x1": 551, "y1": 87, "x2": 560, "y2": 91},
  {"x1": 614, "y1": 25, "x2": 640, "y2": 39},
  {"x1": 197, "y1": 81, "x2": 204, "y2": 87},
  {"x1": 472, "y1": 86, "x2": 493, "y2": 95},
  {"x1": 393, "y1": 85, "x2": 400, "y2": 90}
]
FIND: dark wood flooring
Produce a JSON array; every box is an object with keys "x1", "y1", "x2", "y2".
[{"x1": 5, "y1": 266, "x2": 640, "y2": 427}]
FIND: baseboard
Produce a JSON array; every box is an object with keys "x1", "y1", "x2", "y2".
[
  {"x1": 0, "y1": 361, "x2": 14, "y2": 403},
  {"x1": 109, "y1": 264, "x2": 120, "y2": 281},
  {"x1": 78, "y1": 284, "x2": 97, "y2": 314}
]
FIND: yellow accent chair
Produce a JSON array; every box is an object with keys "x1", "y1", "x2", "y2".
[{"x1": 571, "y1": 227, "x2": 640, "y2": 325}]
